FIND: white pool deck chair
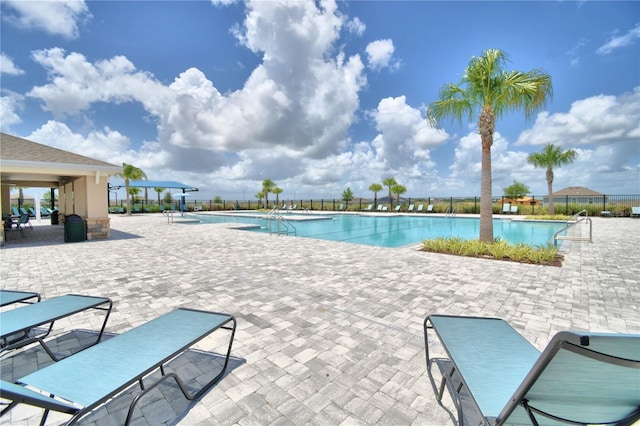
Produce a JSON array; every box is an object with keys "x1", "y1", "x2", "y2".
[
  {"x1": 502, "y1": 203, "x2": 511, "y2": 214},
  {"x1": 632, "y1": 206, "x2": 640, "y2": 217}
]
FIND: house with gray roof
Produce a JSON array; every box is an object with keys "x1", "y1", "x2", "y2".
[{"x1": 543, "y1": 186, "x2": 606, "y2": 207}]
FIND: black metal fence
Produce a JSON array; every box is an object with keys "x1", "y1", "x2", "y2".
[{"x1": 105, "y1": 194, "x2": 640, "y2": 217}]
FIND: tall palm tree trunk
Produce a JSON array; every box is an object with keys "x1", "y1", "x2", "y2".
[
  {"x1": 479, "y1": 109, "x2": 495, "y2": 243},
  {"x1": 125, "y1": 180, "x2": 131, "y2": 216},
  {"x1": 480, "y1": 139, "x2": 494, "y2": 242},
  {"x1": 546, "y1": 167, "x2": 555, "y2": 215}
]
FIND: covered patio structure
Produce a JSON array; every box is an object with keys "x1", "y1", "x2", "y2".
[
  {"x1": 0, "y1": 133, "x2": 122, "y2": 244},
  {"x1": 108, "y1": 180, "x2": 198, "y2": 213}
]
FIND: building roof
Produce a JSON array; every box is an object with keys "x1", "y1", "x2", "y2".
[
  {"x1": 0, "y1": 132, "x2": 121, "y2": 188},
  {"x1": 552, "y1": 186, "x2": 604, "y2": 196}
]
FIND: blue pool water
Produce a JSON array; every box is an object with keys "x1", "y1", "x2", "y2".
[{"x1": 190, "y1": 213, "x2": 565, "y2": 248}]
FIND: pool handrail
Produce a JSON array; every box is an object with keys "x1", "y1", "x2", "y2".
[{"x1": 553, "y1": 210, "x2": 592, "y2": 247}]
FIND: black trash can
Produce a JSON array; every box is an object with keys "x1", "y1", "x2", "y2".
[
  {"x1": 50, "y1": 210, "x2": 59, "y2": 225},
  {"x1": 64, "y1": 214, "x2": 86, "y2": 242}
]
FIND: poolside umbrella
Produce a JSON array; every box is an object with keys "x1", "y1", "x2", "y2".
[{"x1": 173, "y1": 193, "x2": 190, "y2": 216}]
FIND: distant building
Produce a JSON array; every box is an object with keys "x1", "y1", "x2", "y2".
[{"x1": 543, "y1": 186, "x2": 605, "y2": 206}]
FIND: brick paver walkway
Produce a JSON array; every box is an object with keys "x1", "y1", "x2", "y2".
[{"x1": 1, "y1": 213, "x2": 638, "y2": 425}]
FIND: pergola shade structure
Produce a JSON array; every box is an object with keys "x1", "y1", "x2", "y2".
[{"x1": 0, "y1": 133, "x2": 122, "y2": 241}]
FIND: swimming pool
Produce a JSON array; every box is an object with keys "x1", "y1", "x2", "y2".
[{"x1": 190, "y1": 213, "x2": 566, "y2": 248}]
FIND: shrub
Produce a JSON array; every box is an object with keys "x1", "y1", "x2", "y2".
[{"x1": 421, "y1": 237, "x2": 562, "y2": 266}]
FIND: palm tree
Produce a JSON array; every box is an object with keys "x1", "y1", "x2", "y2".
[
  {"x1": 154, "y1": 187, "x2": 164, "y2": 207},
  {"x1": 272, "y1": 187, "x2": 283, "y2": 206},
  {"x1": 382, "y1": 177, "x2": 397, "y2": 210},
  {"x1": 261, "y1": 179, "x2": 276, "y2": 208},
  {"x1": 391, "y1": 184, "x2": 407, "y2": 206},
  {"x1": 119, "y1": 163, "x2": 147, "y2": 216},
  {"x1": 255, "y1": 192, "x2": 264, "y2": 207},
  {"x1": 528, "y1": 144, "x2": 577, "y2": 215},
  {"x1": 369, "y1": 183, "x2": 382, "y2": 209},
  {"x1": 428, "y1": 48, "x2": 552, "y2": 242}
]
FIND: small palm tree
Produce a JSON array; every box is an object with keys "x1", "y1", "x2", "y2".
[
  {"x1": 261, "y1": 179, "x2": 276, "y2": 209},
  {"x1": 428, "y1": 48, "x2": 552, "y2": 242},
  {"x1": 528, "y1": 144, "x2": 577, "y2": 215},
  {"x1": 255, "y1": 192, "x2": 264, "y2": 207},
  {"x1": 272, "y1": 187, "x2": 283, "y2": 206},
  {"x1": 119, "y1": 163, "x2": 147, "y2": 216},
  {"x1": 369, "y1": 183, "x2": 382, "y2": 209},
  {"x1": 391, "y1": 184, "x2": 407, "y2": 206},
  {"x1": 154, "y1": 187, "x2": 164, "y2": 207},
  {"x1": 382, "y1": 177, "x2": 397, "y2": 210}
]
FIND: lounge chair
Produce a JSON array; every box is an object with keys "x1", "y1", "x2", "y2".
[
  {"x1": 0, "y1": 294, "x2": 112, "y2": 361},
  {"x1": 0, "y1": 308, "x2": 236, "y2": 425},
  {"x1": 382, "y1": 206, "x2": 388, "y2": 212},
  {"x1": 427, "y1": 204, "x2": 434, "y2": 213},
  {"x1": 11, "y1": 207, "x2": 20, "y2": 217},
  {"x1": 510, "y1": 205, "x2": 518, "y2": 214},
  {"x1": 631, "y1": 207, "x2": 640, "y2": 218},
  {"x1": 12, "y1": 214, "x2": 31, "y2": 232},
  {"x1": 0, "y1": 290, "x2": 41, "y2": 307},
  {"x1": 338, "y1": 203, "x2": 344, "y2": 211},
  {"x1": 424, "y1": 314, "x2": 640, "y2": 426},
  {"x1": 28, "y1": 208, "x2": 37, "y2": 217},
  {"x1": 377, "y1": 205, "x2": 383, "y2": 212},
  {"x1": 19, "y1": 208, "x2": 29, "y2": 216},
  {"x1": 394, "y1": 205, "x2": 401, "y2": 212},
  {"x1": 40, "y1": 207, "x2": 51, "y2": 217},
  {"x1": 502, "y1": 203, "x2": 511, "y2": 214},
  {"x1": 365, "y1": 204, "x2": 373, "y2": 211},
  {"x1": 417, "y1": 204, "x2": 424, "y2": 213},
  {"x1": 407, "y1": 204, "x2": 414, "y2": 213}
]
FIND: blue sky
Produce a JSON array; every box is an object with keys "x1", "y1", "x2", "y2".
[{"x1": 2, "y1": 0, "x2": 639, "y2": 201}]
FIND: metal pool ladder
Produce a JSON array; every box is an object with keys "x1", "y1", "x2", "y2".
[
  {"x1": 553, "y1": 209, "x2": 592, "y2": 247},
  {"x1": 265, "y1": 207, "x2": 297, "y2": 236}
]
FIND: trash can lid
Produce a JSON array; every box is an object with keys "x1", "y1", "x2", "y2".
[{"x1": 66, "y1": 214, "x2": 83, "y2": 222}]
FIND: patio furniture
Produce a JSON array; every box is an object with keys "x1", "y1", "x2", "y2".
[
  {"x1": 407, "y1": 204, "x2": 414, "y2": 212},
  {"x1": 0, "y1": 290, "x2": 41, "y2": 307},
  {"x1": 424, "y1": 314, "x2": 640, "y2": 426},
  {"x1": 502, "y1": 203, "x2": 511, "y2": 214},
  {"x1": 0, "y1": 294, "x2": 112, "y2": 361},
  {"x1": 0, "y1": 308, "x2": 237, "y2": 425},
  {"x1": 510, "y1": 205, "x2": 518, "y2": 214},
  {"x1": 427, "y1": 204, "x2": 434, "y2": 213},
  {"x1": 416, "y1": 204, "x2": 424, "y2": 212},
  {"x1": 632, "y1": 206, "x2": 640, "y2": 217}
]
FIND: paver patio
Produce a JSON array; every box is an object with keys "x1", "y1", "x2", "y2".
[{"x1": 1, "y1": 213, "x2": 638, "y2": 425}]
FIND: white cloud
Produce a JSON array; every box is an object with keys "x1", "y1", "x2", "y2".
[
  {"x1": 596, "y1": 23, "x2": 640, "y2": 55},
  {"x1": 25, "y1": 1, "x2": 367, "y2": 182},
  {"x1": 27, "y1": 48, "x2": 169, "y2": 117},
  {"x1": 1, "y1": 53, "x2": 25, "y2": 75},
  {"x1": 365, "y1": 39, "x2": 399, "y2": 71},
  {"x1": 2, "y1": 0, "x2": 90, "y2": 39},
  {"x1": 516, "y1": 88, "x2": 640, "y2": 148},
  {"x1": 0, "y1": 94, "x2": 23, "y2": 131},
  {"x1": 28, "y1": 121, "x2": 131, "y2": 163},
  {"x1": 346, "y1": 17, "x2": 366, "y2": 36}
]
